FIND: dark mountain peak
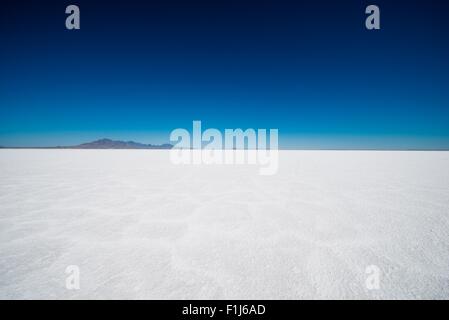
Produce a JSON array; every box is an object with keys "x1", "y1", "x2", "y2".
[{"x1": 73, "y1": 139, "x2": 172, "y2": 149}]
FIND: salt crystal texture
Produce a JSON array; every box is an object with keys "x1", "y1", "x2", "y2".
[{"x1": 0, "y1": 149, "x2": 448, "y2": 299}]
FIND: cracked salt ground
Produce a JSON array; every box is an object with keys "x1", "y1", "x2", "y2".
[{"x1": 1, "y1": 149, "x2": 449, "y2": 299}]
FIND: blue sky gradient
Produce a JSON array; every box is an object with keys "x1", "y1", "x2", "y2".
[{"x1": 1, "y1": 0, "x2": 448, "y2": 148}]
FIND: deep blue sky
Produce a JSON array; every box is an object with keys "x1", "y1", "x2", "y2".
[{"x1": 1, "y1": 0, "x2": 448, "y2": 148}]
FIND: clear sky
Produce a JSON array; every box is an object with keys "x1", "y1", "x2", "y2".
[{"x1": 1, "y1": 0, "x2": 448, "y2": 148}]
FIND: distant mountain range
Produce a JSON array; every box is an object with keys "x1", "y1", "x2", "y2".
[
  {"x1": 0, "y1": 139, "x2": 173, "y2": 149},
  {"x1": 72, "y1": 138, "x2": 173, "y2": 149}
]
